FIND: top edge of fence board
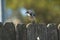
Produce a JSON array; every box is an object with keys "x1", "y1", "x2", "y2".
[{"x1": 0, "y1": 22, "x2": 60, "y2": 27}]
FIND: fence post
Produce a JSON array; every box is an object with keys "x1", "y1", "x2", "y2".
[
  {"x1": 58, "y1": 24, "x2": 60, "y2": 40},
  {"x1": 37, "y1": 23, "x2": 47, "y2": 40},
  {"x1": 0, "y1": 22, "x2": 3, "y2": 40},
  {"x1": 17, "y1": 24, "x2": 26, "y2": 40},
  {"x1": 47, "y1": 23, "x2": 58, "y2": 40},
  {"x1": 3, "y1": 22, "x2": 16, "y2": 40},
  {"x1": 26, "y1": 23, "x2": 38, "y2": 40}
]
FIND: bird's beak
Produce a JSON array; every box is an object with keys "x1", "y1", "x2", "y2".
[{"x1": 26, "y1": 11, "x2": 29, "y2": 13}]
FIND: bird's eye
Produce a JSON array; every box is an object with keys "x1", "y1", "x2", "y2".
[{"x1": 26, "y1": 11, "x2": 29, "y2": 13}]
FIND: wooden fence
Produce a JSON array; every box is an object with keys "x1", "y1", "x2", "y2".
[{"x1": 0, "y1": 22, "x2": 60, "y2": 40}]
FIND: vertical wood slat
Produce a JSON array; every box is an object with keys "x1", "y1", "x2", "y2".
[
  {"x1": 47, "y1": 24, "x2": 58, "y2": 40},
  {"x1": 17, "y1": 24, "x2": 26, "y2": 40},
  {"x1": 26, "y1": 23, "x2": 38, "y2": 40},
  {"x1": 58, "y1": 24, "x2": 60, "y2": 40},
  {"x1": 0, "y1": 22, "x2": 3, "y2": 40},
  {"x1": 37, "y1": 24, "x2": 47, "y2": 40},
  {"x1": 3, "y1": 22, "x2": 16, "y2": 40},
  {"x1": 26, "y1": 23, "x2": 47, "y2": 40}
]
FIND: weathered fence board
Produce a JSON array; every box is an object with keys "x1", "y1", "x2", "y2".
[
  {"x1": 37, "y1": 24, "x2": 47, "y2": 40},
  {"x1": 0, "y1": 22, "x2": 3, "y2": 40},
  {"x1": 58, "y1": 24, "x2": 60, "y2": 40},
  {"x1": 27, "y1": 23, "x2": 47, "y2": 40},
  {"x1": 27, "y1": 23, "x2": 38, "y2": 40},
  {"x1": 2, "y1": 22, "x2": 16, "y2": 40},
  {"x1": 47, "y1": 24, "x2": 58, "y2": 40},
  {"x1": 17, "y1": 24, "x2": 26, "y2": 40}
]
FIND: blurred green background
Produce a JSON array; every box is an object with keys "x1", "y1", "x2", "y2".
[{"x1": 5, "y1": 0, "x2": 60, "y2": 24}]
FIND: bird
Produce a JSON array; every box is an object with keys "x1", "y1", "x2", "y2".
[{"x1": 26, "y1": 10, "x2": 36, "y2": 23}]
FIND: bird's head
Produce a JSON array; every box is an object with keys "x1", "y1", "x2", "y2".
[{"x1": 26, "y1": 10, "x2": 35, "y2": 17}]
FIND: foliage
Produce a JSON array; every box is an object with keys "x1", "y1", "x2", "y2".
[{"x1": 6, "y1": 0, "x2": 60, "y2": 23}]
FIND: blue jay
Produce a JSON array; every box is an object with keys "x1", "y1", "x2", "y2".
[{"x1": 26, "y1": 10, "x2": 36, "y2": 23}]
